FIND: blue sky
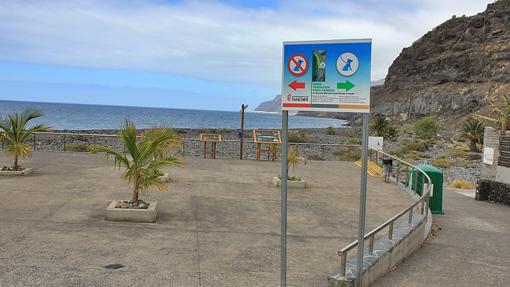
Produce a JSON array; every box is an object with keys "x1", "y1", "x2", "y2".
[{"x1": 0, "y1": 0, "x2": 492, "y2": 111}]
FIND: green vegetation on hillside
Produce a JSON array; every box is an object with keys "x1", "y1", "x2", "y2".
[{"x1": 413, "y1": 117, "x2": 440, "y2": 140}]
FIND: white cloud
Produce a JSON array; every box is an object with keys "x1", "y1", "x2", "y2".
[{"x1": 0, "y1": 0, "x2": 493, "y2": 87}]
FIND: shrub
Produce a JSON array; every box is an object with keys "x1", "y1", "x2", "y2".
[
  {"x1": 333, "y1": 146, "x2": 361, "y2": 161},
  {"x1": 405, "y1": 140, "x2": 429, "y2": 152},
  {"x1": 449, "y1": 179, "x2": 475, "y2": 189},
  {"x1": 288, "y1": 131, "x2": 310, "y2": 143},
  {"x1": 325, "y1": 127, "x2": 336, "y2": 135},
  {"x1": 432, "y1": 157, "x2": 452, "y2": 169},
  {"x1": 66, "y1": 143, "x2": 91, "y2": 152},
  {"x1": 392, "y1": 140, "x2": 430, "y2": 161},
  {"x1": 392, "y1": 147, "x2": 427, "y2": 161},
  {"x1": 413, "y1": 117, "x2": 440, "y2": 140},
  {"x1": 452, "y1": 160, "x2": 478, "y2": 168},
  {"x1": 446, "y1": 147, "x2": 468, "y2": 158},
  {"x1": 384, "y1": 125, "x2": 399, "y2": 140}
]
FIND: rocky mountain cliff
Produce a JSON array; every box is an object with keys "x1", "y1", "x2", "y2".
[
  {"x1": 374, "y1": 0, "x2": 510, "y2": 120},
  {"x1": 256, "y1": 1, "x2": 510, "y2": 123},
  {"x1": 254, "y1": 95, "x2": 281, "y2": 113}
]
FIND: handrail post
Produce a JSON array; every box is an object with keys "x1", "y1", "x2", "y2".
[
  {"x1": 63, "y1": 134, "x2": 66, "y2": 151},
  {"x1": 339, "y1": 252, "x2": 347, "y2": 277},
  {"x1": 388, "y1": 221, "x2": 394, "y2": 240},
  {"x1": 414, "y1": 170, "x2": 419, "y2": 195},
  {"x1": 408, "y1": 208, "x2": 413, "y2": 225},
  {"x1": 368, "y1": 235, "x2": 375, "y2": 255},
  {"x1": 425, "y1": 194, "x2": 430, "y2": 217},
  {"x1": 33, "y1": 134, "x2": 36, "y2": 151},
  {"x1": 396, "y1": 161, "x2": 400, "y2": 185}
]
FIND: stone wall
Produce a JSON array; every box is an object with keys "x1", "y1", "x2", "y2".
[
  {"x1": 477, "y1": 180, "x2": 510, "y2": 206},
  {"x1": 498, "y1": 134, "x2": 510, "y2": 167},
  {"x1": 483, "y1": 127, "x2": 501, "y2": 165}
]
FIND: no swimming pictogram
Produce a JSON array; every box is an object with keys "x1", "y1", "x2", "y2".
[{"x1": 287, "y1": 54, "x2": 308, "y2": 77}]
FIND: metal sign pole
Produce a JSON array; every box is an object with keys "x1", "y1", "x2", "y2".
[
  {"x1": 240, "y1": 104, "x2": 247, "y2": 160},
  {"x1": 280, "y1": 110, "x2": 289, "y2": 287},
  {"x1": 356, "y1": 113, "x2": 370, "y2": 287}
]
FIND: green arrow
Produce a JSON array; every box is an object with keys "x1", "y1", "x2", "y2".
[{"x1": 337, "y1": 80, "x2": 355, "y2": 91}]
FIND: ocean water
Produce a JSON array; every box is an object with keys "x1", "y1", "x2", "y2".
[{"x1": 0, "y1": 100, "x2": 346, "y2": 130}]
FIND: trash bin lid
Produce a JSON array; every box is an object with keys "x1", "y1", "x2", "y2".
[{"x1": 417, "y1": 164, "x2": 442, "y2": 174}]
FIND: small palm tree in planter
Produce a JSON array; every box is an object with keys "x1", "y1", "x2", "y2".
[
  {"x1": 92, "y1": 120, "x2": 181, "y2": 223},
  {"x1": 0, "y1": 109, "x2": 52, "y2": 175},
  {"x1": 273, "y1": 145, "x2": 307, "y2": 188},
  {"x1": 142, "y1": 126, "x2": 182, "y2": 182}
]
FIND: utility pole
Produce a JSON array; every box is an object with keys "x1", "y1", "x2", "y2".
[{"x1": 240, "y1": 104, "x2": 248, "y2": 160}]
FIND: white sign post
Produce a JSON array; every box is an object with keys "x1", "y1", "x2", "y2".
[{"x1": 280, "y1": 39, "x2": 372, "y2": 287}]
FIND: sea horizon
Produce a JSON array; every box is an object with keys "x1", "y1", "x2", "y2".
[{"x1": 0, "y1": 100, "x2": 347, "y2": 130}]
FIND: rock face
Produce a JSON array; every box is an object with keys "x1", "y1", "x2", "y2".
[
  {"x1": 254, "y1": 95, "x2": 281, "y2": 113},
  {"x1": 374, "y1": 0, "x2": 510, "y2": 119}
]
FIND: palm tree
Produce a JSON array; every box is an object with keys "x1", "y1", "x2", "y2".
[
  {"x1": 370, "y1": 115, "x2": 389, "y2": 137},
  {"x1": 142, "y1": 126, "x2": 182, "y2": 161},
  {"x1": 462, "y1": 117, "x2": 484, "y2": 152},
  {"x1": 0, "y1": 109, "x2": 52, "y2": 170},
  {"x1": 92, "y1": 120, "x2": 181, "y2": 203},
  {"x1": 287, "y1": 146, "x2": 306, "y2": 178},
  {"x1": 273, "y1": 144, "x2": 307, "y2": 179},
  {"x1": 475, "y1": 94, "x2": 510, "y2": 132}
]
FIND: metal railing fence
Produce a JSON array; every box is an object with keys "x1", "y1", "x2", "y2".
[{"x1": 335, "y1": 148, "x2": 432, "y2": 277}]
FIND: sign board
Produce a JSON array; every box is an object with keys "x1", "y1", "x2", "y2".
[
  {"x1": 253, "y1": 130, "x2": 282, "y2": 144},
  {"x1": 483, "y1": 147, "x2": 495, "y2": 165},
  {"x1": 281, "y1": 39, "x2": 372, "y2": 113},
  {"x1": 368, "y1": 136, "x2": 383, "y2": 151},
  {"x1": 200, "y1": 134, "x2": 222, "y2": 142}
]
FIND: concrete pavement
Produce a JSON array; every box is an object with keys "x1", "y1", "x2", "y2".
[
  {"x1": 374, "y1": 188, "x2": 510, "y2": 287},
  {"x1": 0, "y1": 152, "x2": 411, "y2": 287}
]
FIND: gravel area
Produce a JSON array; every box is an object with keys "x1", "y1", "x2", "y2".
[
  {"x1": 0, "y1": 127, "x2": 482, "y2": 183},
  {"x1": 1, "y1": 128, "x2": 357, "y2": 161}
]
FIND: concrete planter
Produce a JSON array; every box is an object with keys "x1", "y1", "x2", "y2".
[
  {"x1": 272, "y1": 176, "x2": 306, "y2": 189},
  {"x1": 158, "y1": 172, "x2": 170, "y2": 182},
  {"x1": 0, "y1": 167, "x2": 33, "y2": 176},
  {"x1": 105, "y1": 200, "x2": 158, "y2": 223}
]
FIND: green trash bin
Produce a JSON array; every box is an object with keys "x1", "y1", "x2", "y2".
[{"x1": 407, "y1": 164, "x2": 444, "y2": 215}]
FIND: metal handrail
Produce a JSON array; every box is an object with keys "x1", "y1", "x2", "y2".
[{"x1": 335, "y1": 148, "x2": 432, "y2": 277}]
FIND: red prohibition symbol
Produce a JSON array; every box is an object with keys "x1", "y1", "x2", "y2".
[{"x1": 287, "y1": 54, "x2": 308, "y2": 77}]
